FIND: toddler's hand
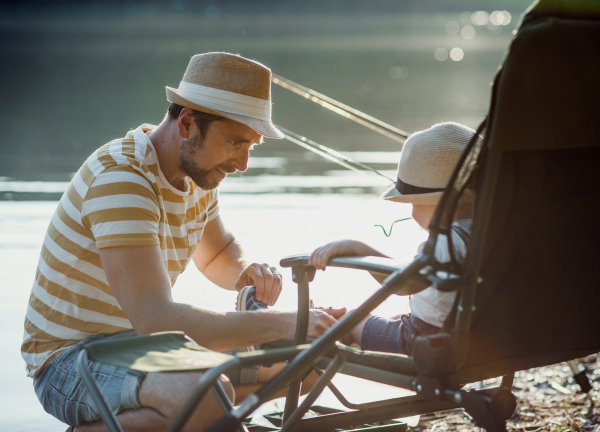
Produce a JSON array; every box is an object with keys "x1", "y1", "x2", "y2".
[{"x1": 309, "y1": 240, "x2": 381, "y2": 270}]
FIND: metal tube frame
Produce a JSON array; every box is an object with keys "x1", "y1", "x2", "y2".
[
  {"x1": 282, "y1": 266, "x2": 314, "y2": 422},
  {"x1": 216, "y1": 257, "x2": 430, "y2": 427},
  {"x1": 211, "y1": 380, "x2": 235, "y2": 417},
  {"x1": 314, "y1": 358, "x2": 416, "y2": 390},
  {"x1": 167, "y1": 345, "x2": 310, "y2": 432},
  {"x1": 197, "y1": 248, "x2": 509, "y2": 431},
  {"x1": 80, "y1": 156, "x2": 505, "y2": 432},
  {"x1": 501, "y1": 373, "x2": 515, "y2": 390},
  {"x1": 206, "y1": 64, "x2": 542, "y2": 432},
  {"x1": 567, "y1": 360, "x2": 595, "y2": 405},
  {"x1": 76, "y1": 271, "x2": 318, "y2": 432},
  {"x1": 204, "y1": 164, "x2": 506, "y2": 430},
  {"x1": 281, "y1": 351, "x2": 347, "y2": 431},
  {"x1": 294, "y1": 397, "x2": 456, "y2": 432},
  {"x1": 317, "y1": 370, "x2": 420, "y2": 411},
  {"x1": 77, "y1": 349, "x2": 124, "y2": 432},
  {"x1": 291, "y1": 382, "x2": 512, "y2": 432}
]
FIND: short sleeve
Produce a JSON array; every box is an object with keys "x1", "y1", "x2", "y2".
[
  {"x1": 81, "y1": 166, "x2": 161, "y2": 249},
  {"x1": 433, "y1": 219, "x2": 471, "y2": 268},
  {"x1": 205, "y1": 188, "x2": 219, "y2": 222},
  {"x1": 434, "y1": 235, "x2": 451, "y2": 264}
]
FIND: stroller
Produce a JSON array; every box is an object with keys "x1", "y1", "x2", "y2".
[{"x1": 77, "y1": 0, "x2": 600, "y2": 430}]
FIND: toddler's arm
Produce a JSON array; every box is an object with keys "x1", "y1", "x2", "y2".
[{"x1": 309, "y1": 239, "x2": 389, "y2": 270}]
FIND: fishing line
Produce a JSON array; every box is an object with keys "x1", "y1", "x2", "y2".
[
  {"x1": 272, "y1": 74, "x2": 410, "y2": 144},
  {"x1": 276, "y1": 125, "x2": 395, "y2": 183},
  {"x1": 374, "y1": 217, "x2": 412, "y2": 237}
]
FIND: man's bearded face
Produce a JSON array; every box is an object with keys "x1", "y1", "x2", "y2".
[
  {"x1": 177, "y1": 118, "x2": 262, "y2": 190},
  {"x1": 178, "y1": 131, "x2": 233, "y2": 191}
]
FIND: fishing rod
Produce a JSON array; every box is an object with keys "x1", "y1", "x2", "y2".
[
  {"x1": 272, "y1": 74, "x2": 410, "y2": 144},
  {"x1": 276, "y1": 125, "x2": 395, "y2": 184},
  {"x1": 278, "y1": 127, "x2": 406, "y2": 237}
]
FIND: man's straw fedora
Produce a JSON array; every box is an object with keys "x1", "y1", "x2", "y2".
[
  {"x1": 166, "y1": 52, "x2": 284, "y2": 139},
  {"x1": 380, "y1": 122, "x2": 476, "y2": 205}
]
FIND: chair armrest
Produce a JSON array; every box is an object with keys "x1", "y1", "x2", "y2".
[
  {"x1": 278, "y1": 254, "x2": 462, "y2": 352},
  {"x1": 281, "y1": 253, "x2": 466, "y2": 292},
  {"x1": 280, "y1": 253, "x2": 406, "y2": 276},
  {"x1": 280, "y1": 255, "x2": 413, "y2": 348}
]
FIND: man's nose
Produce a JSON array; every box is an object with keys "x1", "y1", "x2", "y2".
[{"x1": 233, "y1": 148, "x2": 250, "y2": 172}]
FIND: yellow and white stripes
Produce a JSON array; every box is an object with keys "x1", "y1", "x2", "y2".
[{"x1": 22, "y1": 124, "x2": 219, "y2": 377}]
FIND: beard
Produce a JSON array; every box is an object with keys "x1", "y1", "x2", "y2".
[{"x1": 178, "y1": 133, "x2": 221, "y2": 191}]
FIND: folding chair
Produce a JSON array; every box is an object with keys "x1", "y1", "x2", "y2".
[
  {"x1": 76, "y1": 331, "x2": 322, "y2": 432},
  {"x1": 200, "y1": 0, "x2": 600, "y2": 430},
  {"x1": 78, "y1": 0, "x2": 600, "y2": 430}
]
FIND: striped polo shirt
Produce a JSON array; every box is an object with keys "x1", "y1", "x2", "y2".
[{"x1": 21, "y1": 124, "x2": 219, "y2": 377}]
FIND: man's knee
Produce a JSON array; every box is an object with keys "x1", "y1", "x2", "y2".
[
  {"x1": 257, "y1": 363, "x2": 285, "y2": 383},
  {"x1": 139, "y1": 371, "x2": 234, "y2": 420}
]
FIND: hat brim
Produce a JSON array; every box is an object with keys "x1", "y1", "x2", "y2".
[
  {"x1": 380, "y1": 185, "x2": 474, "y2": 205},
  {"x1": 166, "y1": 86, "x2": 284, "y2": 139}
]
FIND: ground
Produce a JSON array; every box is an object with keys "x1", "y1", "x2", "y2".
[{"x1": 411, "y1": 355, "x2": 600, "y2": 432}]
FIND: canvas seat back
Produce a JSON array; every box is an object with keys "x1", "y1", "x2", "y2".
[{"x1": 437, "y1": 0, "x2": 600, "y2": 378}]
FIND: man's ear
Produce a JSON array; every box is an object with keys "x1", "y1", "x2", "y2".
[{"x1": 177, "y1": 108, "x2": 195, "y2": 139}]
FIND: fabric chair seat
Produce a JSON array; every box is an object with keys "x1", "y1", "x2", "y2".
[{"x1": 84, "y1": 331, "x2": 234, "y2": 373}]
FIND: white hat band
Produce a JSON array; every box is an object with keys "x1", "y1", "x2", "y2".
[{"x1": 176, "y1": 81, "x2": 272, "y2": 121}]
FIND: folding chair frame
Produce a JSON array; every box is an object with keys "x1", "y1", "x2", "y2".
[
  {"x1": 202, "y1": 252, "x2": 518, "y2": 432},
  {"x1": 76, "y1": 339, "x2": 316, "y2": 432}
]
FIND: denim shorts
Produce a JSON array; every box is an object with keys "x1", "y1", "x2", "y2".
[
  {"x1": 361, "y1": 313, "x2": 441, "y2": 355},
  {"x1": 33, "y1": 330, "x2": 146, "y2": 427}
]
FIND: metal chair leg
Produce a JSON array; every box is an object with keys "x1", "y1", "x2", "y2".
[
  {"x1": 567, "y1": 360, "x2": 594, "y2": 405},
  {"x1": 283, "y1": 265, "x2": 314, "y2": 424},
  {"x1": 77, "y1": 349, "x2": 124, "y2": 432},
  {"x1": 281, "y1": 352, "x2": 347, "y2": 432},
  {"x1": 501, "y1": 373, "x2": 515, "y2": 390},
  {"x1": 212, "y1": 380, "x2": 234, "y2": 413},
  {"x1": 211, "y1": 381, "x2": 250, "y2": 432}
]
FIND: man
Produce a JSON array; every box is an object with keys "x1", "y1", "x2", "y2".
[{"x1": 22, "y1": 52, "x2": 343, "y2": 431}]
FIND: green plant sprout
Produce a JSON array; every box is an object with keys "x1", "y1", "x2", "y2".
[{"x1": 374, "y1": 217, "x2": 412, "y2": 237}]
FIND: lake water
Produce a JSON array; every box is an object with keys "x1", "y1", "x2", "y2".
[{"x1": 0, "y1": 2, "x2": 524, "y2": 183}]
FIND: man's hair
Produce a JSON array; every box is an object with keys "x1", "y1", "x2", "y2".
[{"x1": 167, "y1": 103, "x2": 223, "y2": 139}]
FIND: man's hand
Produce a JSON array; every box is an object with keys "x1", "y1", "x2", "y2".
[
  {"x1": 309, "y1": 239, "x2": 387, "y2": 270},
  {"x1": 235, "y1": 263, "x2": 282, "y2": 306},
  {"x1": 314, "y1": 307, "x2": 354, "y2": 344},
  {"x1": 307, "y1": 308, "x2": 344, "y2": 338},
  {"x1": 318, "y1": 307, "x2": 347, "y2": 320}
]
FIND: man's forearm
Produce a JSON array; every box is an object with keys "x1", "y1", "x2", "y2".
[
  {"x1": 136, "y1": 301, "x2": 296, "y2": 351},
  {"x1": 200, "y1": 239, "x2": 247, "y2": 290},
  {"x1": 102, "y1": 244, "x2": 292, "y2": 350}
]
